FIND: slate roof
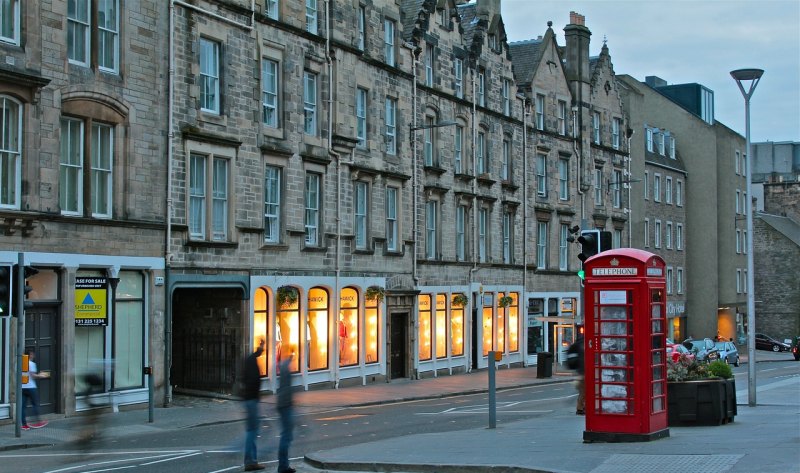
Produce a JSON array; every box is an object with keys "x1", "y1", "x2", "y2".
[
  {"x1": 400, "y1": 0, "x2": 429, "y2": 42},
  {"x1": 645, "y1": 149, "x2": 687, "y2": 173},
  {"x1": 508, "y1": 39, "x2": 543, "y2": 85},
  {"x1": 458, "y1": 3, "x2": 480, "y2": 48},
  {"x1": 757, "y1": 213, "x2": 800, "y2": 247}
]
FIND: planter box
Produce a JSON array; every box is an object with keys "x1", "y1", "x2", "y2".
[{"x1": 667, "y1": 378, "x2": 736, "y2": 426}]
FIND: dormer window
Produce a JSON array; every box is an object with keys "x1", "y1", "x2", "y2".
[{"x1": 488, "y1": 34, "x2": 496, "y2": 50}]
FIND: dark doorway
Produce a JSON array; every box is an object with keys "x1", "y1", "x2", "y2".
[
  {"x1": 390, "y1": 312, "x2": 408, "y2": 379},
  {"x1": 25, "y1": 306, "x2": 59, "y2": 414},
  {"x1": 172, "y1": 287, "x2": 244, "y2": 395}
]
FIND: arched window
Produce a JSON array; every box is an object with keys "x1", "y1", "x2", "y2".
[
  {"x1": 277, "y1": 287, "x2": 300, "y2": 372},
  {"x1": 307, "y1": 287, "x2": 329, "y2": 371},
  {"x1": 339, "y1": 287, "x2": 359, "y2": 366},
  {"x1": 254, "y1": 288, "x2": 269, "y2": 376}
]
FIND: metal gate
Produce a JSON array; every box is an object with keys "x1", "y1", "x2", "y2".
[{"x1": 173, "y1": 326, "x2": 241, "y2": 395}]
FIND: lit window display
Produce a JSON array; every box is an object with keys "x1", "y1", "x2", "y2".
[
  {"x1": 365, "y1": 294, "x2": 380, "y2": 364},
  {"x1": 497, "y1": 293, "x2": 506, "y2": 352},
  {"x1": 418, "y1": 294, "x2": 432, "y2": 360},
  {"x1": 307, "y1": 287, "x2": 329, "y2": 371},
  {"x1": 339, "y1": 287, "x2": 359, "y2": 366},
  {"x1": 254, "y1": 288, "x2": 269, "y2": 376},
  {"x1": 277, "y1": 287, "x2": 300, "y2": 372},
  {"x1": 450, "y1": 294, "x2": 465, "y2": 356},
  {"x1": 482, "y1": 294, "x2": 493, "y2": 356},
  {"x1": 527, "y1": 298, "x2": 544, "y2": 355},
  {"x1": 436, "y1": 294, "x2": 447, "y2": 359},
  {"x1": 508, "y1": 292, "x2": 519, "y2": 352}
]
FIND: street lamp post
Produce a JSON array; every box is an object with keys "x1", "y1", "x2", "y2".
[{"x1": 730, "y1": 67, "x2": 763, "y2": 407}]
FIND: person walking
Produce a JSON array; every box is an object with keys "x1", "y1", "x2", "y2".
[
  {"x1": 243, "y1": 338, "x2": 266, "y2": 471},
  {"x1": 276, "y1": 348, "x2": 295, "y2": 473},
  {"x1": 21, "y1": 348, "x2": 49, "y2": 430},
  {"x1": 567, "y1": 334, "x2": 585, "y2": 415}
]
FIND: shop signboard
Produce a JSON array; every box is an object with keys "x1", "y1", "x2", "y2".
[{"x1": 75, "y1": 277, "x2": 108, "y2": 326}]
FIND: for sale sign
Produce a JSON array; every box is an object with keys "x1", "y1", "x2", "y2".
[{"x1": 75, "y1": 277, "x2": 108, "y2": 326}]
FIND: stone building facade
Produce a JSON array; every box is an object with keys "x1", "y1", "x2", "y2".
[
  {"x1": 165, "y1": 0, "x2": 630, "y2": 396},
  {"x1": 0, "y1": 0, "x2": 168, "y2": 421}
]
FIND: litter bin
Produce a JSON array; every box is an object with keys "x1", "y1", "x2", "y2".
[{"x1": 537, "y1": 352, "x2": 553, "y2": 378}]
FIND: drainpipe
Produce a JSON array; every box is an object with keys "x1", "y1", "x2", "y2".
[
  {"x1": 625, "y1": 129, "x2": 635, "y2": 245},
  {"x1": 324, "y1": 0, "x2": 345, "y2": 389},
  {"x1": 520, "y1": 95, "x2": 530, "y2": 365},
  {"x1": 165, "y1": 0, "x2": 177, "y2": 407},
  {"x1": 406, "y1": 42, "x2": 420, "y2": 287},
  {"x1": 467, "y1": 67, "x2": 478, "y2": 373},
  {"x1": 572, "y1": 106, "x2": 585, "y2": 224}
]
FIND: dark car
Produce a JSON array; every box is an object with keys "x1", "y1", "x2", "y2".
[{"x1": 754, "y1": 333, "x2": 791, "y2": 352}]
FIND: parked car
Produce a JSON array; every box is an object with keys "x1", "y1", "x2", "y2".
[
  {"x1": 714, "y1": 341, "x2": 740, "y2": 366},
  {"x1": 754, "y1": 333, "x2": 791, "y2": 352},
  {"x1": 682, "y1": 338, "x2": 720, "y2": 362},
  {"x1": 791, "y1": 336, "x2": 800, "y2": 361},
  {"x1": 667, "y1": 343, "x2": 695, "y2": 363}
]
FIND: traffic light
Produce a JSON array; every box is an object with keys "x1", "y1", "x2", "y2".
[
  {"x1": 11, "y1": 265, "x2": 39, "y2": 314},
  {"x1": 0, "y1": 266, "x2": 10, "y2": 316},
  {"x1": 22, "y1": 266, "x2": 39, "y2": 310},
  {"x1": 577, "y1": 229, "x2": 600, "y2": 263}
]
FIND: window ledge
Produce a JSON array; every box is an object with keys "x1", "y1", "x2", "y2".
[
  {"x1": 302, "y1": 245, "x2": 328, "y2": 253},
  {"x1": 455, "y1": 172, "x2": 474, "y2": 183},
  {"x1": 477, "y1": 174, "x2": 496, "y2": 186},
  {"x1": 260, "y1": 243, "x2": 290, "y2": 251},
  {"x1": 185, "y1": 240, "x2": 238, "y2": 249},
  {"x1": 501, "y1": 181, "x2": 519, "y2": 192},
  {"x1": 423, "y1": 165, "x2": 447, "y2": 176}
]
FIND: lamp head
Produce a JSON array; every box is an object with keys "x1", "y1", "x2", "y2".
[{"x1": 730, "y1": 68, "x2": 764, "y2": 81}]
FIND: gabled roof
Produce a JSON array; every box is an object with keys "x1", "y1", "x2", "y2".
[
  {"x1": 457, "y1": 3, "x2": 480, "y2": 55},
  {"x1": 508, "y1": 39, "x2": 543, "y2": 86},
  {"x1": 400, "y1": 0, "x2": 429, "y2": 42},
  {"x1": 757, "y1": 213, "x2": 800, "y2": 247},
  {"x1": 401, "y1": 0, "x2": 463, "y2": 44},
  {"x1": 645, "y1": 149, "x2": 687, "y2": 174}
]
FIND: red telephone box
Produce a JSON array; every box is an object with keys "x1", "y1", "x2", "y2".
[{"x1": 582, "y1": 249, "x2": 670, "y2": 442}]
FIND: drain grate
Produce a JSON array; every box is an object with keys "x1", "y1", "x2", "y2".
[{"x1": 590, "y1": 454, "x2": 743, "y2": 473}]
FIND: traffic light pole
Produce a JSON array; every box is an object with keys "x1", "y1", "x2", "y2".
[{"x1": 15, "y1": 252, "x2": 24, "y2": 438}]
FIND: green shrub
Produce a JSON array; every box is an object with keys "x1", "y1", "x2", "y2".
[{"x1": 706, "y1": 360, "x2": 733, "y2": 379}]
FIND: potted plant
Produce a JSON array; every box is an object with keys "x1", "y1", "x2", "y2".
[
  {"x1": 277, "y1": 286, "x2": 298, "y2": 308},
  {"x1": 365, "y1": 285, "x2": 385, "y2": 303},
  {"x1": 452, "y1": 293, "x2": 469, "y2": 308},
  {"x1": 498, "y1": 295, "x2": 513, "y2": 308},
  {"x1": 667, "y1": 355, "x2": 736, "y2": 426}
]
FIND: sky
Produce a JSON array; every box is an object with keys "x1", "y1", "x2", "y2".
[{"x1": 499, "y1": 0, "x2": 800, "y2": 143}]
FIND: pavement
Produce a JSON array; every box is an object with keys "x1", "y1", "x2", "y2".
[{"x1": 1, "y1": 350, "x2": 798, "y2": 473}]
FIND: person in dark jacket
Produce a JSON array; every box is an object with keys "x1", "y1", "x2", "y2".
[
  {"x1": 569, "y1": 334, "x2": 586, "y2": 415},
  {"x1": 276, "y1": 348, "x2": 295, "y2": 473},
  {"x1": 243, "y1": 338, "x2": 266, "y2": 471}
]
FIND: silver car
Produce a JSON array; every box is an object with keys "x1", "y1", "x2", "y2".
[{"x1": 714, "y1": 341, "x2": 740, "y2": 367}]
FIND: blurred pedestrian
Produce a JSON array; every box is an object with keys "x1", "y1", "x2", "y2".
[
  {"x1": 277, "y1": 347, "x2": 295, "y2": 473},
  {"x1": 566, "y1": 334, "x2": 585, "y2": 415},
  {"x1": 243, "y1": 338, "x2": 266, "y2": 471},
  {"x1": 21, "y1": 348, "x2": 48, "y2": 430}
]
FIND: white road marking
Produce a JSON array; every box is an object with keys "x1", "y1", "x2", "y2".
[{"x1": 140, "y1": 451, "x2": 203, "y2": 465}]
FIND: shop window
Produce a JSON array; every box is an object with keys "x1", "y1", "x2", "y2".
[
  {"x1": 482, "y1": 293, "x2": 493, "y2": 356},
  {"x1": 496, "y1": 294, "x2": 506, "y2": 352},
  {"x1": 435, "y1": 294, "x2": 447, "y2": 359},
  {"x1": 339, "y1": 287, "x2": 359, "y2": 366},
  {"x1": 505, "y1": 292, "x2": 519, "y2": 352},
  {"x1": 74, "y1": 270, "x2": 144, "y2": 393},
  {"x1": 277, "y1": 287, "x2": 300, "y2": 372},
  {"x1": 307, "y1": 287, "x2": 329, "y2": 371},
  {"x1": 450, "y1": 294, "x2": 465, "y2": 356},
  {"x1": 254, "y1": 288, "x2": 269, "y2": 376},
  {"x1": 527, "y1": 298, "x2": 544, "y2": 354},
  {"x1": 365, "y1": 292, "x2": 379, "y2": 364},
  {"x1": 418, "y1": 294, "x2": 432, "y2": 361},
  {"x1": 113, "y1": 271, "x2": 144, "y2": 389}
]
